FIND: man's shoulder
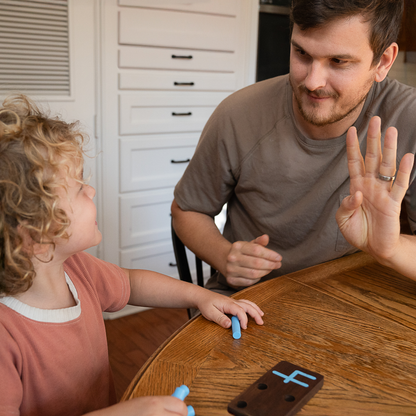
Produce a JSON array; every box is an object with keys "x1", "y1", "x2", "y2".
[
  {"x1": 220, "y1": 74, "x2": 290, "y2": 110},
  {"x1": 209, "y1": 74, "x2": 291, "y2": 138},
  {"x1": 372, "y1": 77, "x2": 416, "y2": 108}
]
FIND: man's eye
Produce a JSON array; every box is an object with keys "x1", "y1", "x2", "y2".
[{"x1": 333, "y1": 58, "x2": 346, "y2": 65}]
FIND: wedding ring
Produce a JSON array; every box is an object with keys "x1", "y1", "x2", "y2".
[{"x1": 378, "y1": 173, "x2": 395, "y2": 182}]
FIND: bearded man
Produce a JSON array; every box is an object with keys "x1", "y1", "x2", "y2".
[{"x1": 171, "y1": 0, "x2": 416, "y2": 294}]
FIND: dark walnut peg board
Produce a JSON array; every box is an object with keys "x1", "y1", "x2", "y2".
[{"x1": 228, "y1": 361, "x2": 324, "y2": 416}]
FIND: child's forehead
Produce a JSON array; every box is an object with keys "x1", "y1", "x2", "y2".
[
  {"x1": 60, "y1": 159, "x2": 83, "y2": 177},
  {"x1": 55, "y1": 160, "x2": 84, "y2": 191}
]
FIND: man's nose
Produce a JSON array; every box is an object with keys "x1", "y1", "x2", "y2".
[{"x1": 304, "y1": 61, "x2": 327, "y2": 92}]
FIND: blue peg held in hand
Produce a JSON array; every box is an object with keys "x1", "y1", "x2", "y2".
[{"x1": 172, "y1": 385, "x2": 195, "y2": 416}]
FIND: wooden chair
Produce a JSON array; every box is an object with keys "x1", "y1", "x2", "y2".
[{"x1": 171, "y1": 221, "x2": 216, "y2": 318}]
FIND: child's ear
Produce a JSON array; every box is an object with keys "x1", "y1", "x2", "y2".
[
  {"x1": 18, "y1": 225, "x2": 52, "y2": 258},
  {"x1": 32, "y1": 241, "x2": 52, "y2": 257}
]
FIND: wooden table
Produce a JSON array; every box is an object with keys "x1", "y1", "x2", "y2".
[{"x1": 123, "y1": 252, "x2": 416, "y2": 415}]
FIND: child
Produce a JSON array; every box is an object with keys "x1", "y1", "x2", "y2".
[{"x1": 0, "y1": 95, "x2": 264, "y2": 416}]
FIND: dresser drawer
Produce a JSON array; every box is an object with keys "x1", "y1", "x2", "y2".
[
  {"x1": 119, "y1": 0, "x2": 239, "y2": 16},
  {"x1": 119, "y1": 92, "x2": 227, "y2": 135},
  {"x1": 120, "y1": 189, "x2": 173, "y2": 248},
  {"x1": 120, "y1": 240, "x2": 179, "y2": 278},
  {"x1": 119, "y1": 8, "x2": 237, "y2": 52},
  {"x1": 120, "y1": 239, "x2": 211, "y2": 282},
  {"x1": 119, "y1": 136, "x2": 196, "y2": 192},
  {"x1": 119, "y1": 71, "x2": 237, "y2": 92},
  {"x1": 119, "y1": 46, "x2": 236, "y2": 73}
]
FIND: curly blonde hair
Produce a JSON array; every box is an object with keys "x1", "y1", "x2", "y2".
[{"x1": 0, "y1": 94, "x2": 88, "y2": 296}]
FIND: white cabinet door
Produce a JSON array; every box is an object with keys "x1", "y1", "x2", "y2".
[
  {"x1": 118, "y1": 0, "x2": 239, "y2": 15},
  {"x1": 119, "y1": 46, "x2": 237, "y2": 73},
  {"x1": 119, "y1": 134, "x2": 198, "y2": 192},
  {"x1": 119, "y1": 92, "x2": 227, "y2": 135},
  {"x1": 119, "y1": 189, "x2": 174, "y2": 248},
  {"x1": 119, "y1": 71, "x2": 238, "y2": 92},
  {"x1": 119, "y1": 8, "x2": 237, "y2": 51},
  {"x1": 0, "y1": 0, "x2": 98, "y2": 256}
]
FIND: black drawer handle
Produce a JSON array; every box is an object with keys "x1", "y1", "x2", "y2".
[
  {"x1": 172, "y1": 112, "x2": 192, "y2": 116},
  {"x1": 174, "y1": 82, "x2": 195, "y2": 86},
  {"x1": 172, "y1": 54, "x2": 193, "y2": 59},
  {"x1": 171, "y1": 159, "x2": 190, "y2": 164},
  {"x1": 169, "y1": 262, "x2": 177, "y2": 267}
]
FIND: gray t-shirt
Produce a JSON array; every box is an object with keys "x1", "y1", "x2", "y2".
[{"x1": 174, "y1": 74, "x2": 416, "y2": 292}]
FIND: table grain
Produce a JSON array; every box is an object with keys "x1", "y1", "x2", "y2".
[{"x1": 123, "y1": 252, "x2": 416, "y2": 415}]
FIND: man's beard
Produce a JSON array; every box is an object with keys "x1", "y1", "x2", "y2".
[{"x1": 289, "y1": 75, "x2": 373, "y2": 127}]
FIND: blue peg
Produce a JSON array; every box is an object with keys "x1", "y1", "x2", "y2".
[
  {"x1": 231, "y1": 316, "x2": 241, "y2": 339},
  {"x1": 172, "y1": 385, "x2": 195, "y2": 416}
]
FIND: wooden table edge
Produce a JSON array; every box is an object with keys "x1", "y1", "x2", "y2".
[
  {"x1": 120, "y1": 311, "x2": 199, "y2": 401},
  {"x1": 121, "y1": 251, "x2": 377, "y2": 401}
]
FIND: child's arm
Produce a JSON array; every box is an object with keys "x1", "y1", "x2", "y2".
[
  {"x1": 122, "y1": 268, "x2": 264, "y2": 329},
  {"x1": 85, "y1": 395, "x2": 187, "y2": 415}
]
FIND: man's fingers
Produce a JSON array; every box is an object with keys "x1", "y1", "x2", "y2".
[
  {"x1": 379, "y1": 126, "x2": 397, "y2": 181},
  {"x1": 227, "y1": 275, "x2": 262, "y2": 288},
  {"x1": 391, "y1": 153, "x2": 414, "y2": 202},
  {"x1": 228, "y1": 259, "x2": 281, "y2": 281},
  {"x1": 252, "y1": 234, "x2": 269, "y2": 247},
  {"x1": 243, "y1": 237, "x2": 282, "y2": 261},
  {"x1": 364, "y1": 116, "x2": 382, "y2": 175},
  {"x1": 336, "y1": 192, "x2": 363, "y2": 226},
  {"x1": 346, "y1": 126, "x2": 365, "y2": 179}
]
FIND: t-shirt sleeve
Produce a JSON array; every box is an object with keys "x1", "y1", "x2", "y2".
[
  {"x1": 65, "y1": 252, "x2": 130, "y2": 313},
  {"x1": 0, "y1": 323, "x2": 23, "y2": 416},
  {"x1": 174, "y1": 100, "x2": 239, "y2": 218}
]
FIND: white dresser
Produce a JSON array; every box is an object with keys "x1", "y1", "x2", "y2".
[{"x1": 99, "y1": 0, "x2": 258, "y2": 315}]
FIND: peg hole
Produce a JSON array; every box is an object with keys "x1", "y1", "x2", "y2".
[
  {"x1": 237, "y1": 401, "x2": 247, "y2": 408},
  {"x1": 285, "y1": 395, "x2": 295, "y2": 402},
  {"x1": 257, "y1": 383, "x2": 268, "y2": 390}
]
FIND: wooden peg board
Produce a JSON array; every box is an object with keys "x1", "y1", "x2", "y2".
[{"x1": 228, "y1": 361, "x2": 324, "y2": 416}]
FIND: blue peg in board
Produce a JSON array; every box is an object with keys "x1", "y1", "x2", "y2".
[
  {"x1": 172, "y1": 385, "x2": 195, "y2": 416},
  {"x1": 231, "y1": 316, "x2": 241, "y2": 339}
]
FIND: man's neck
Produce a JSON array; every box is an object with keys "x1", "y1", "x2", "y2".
[{"x1": 292, "y1": 94, "x2": 366, "y2": 140}]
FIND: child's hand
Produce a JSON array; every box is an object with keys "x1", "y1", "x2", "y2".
[
  {"x1": 87, "y1": 396, "x2": 188, "y2": 415},
  {"x1": 196, "y1": 291, "x2": 264, "y2": 330}
]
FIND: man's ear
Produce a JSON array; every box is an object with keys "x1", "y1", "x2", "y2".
[{"x1": 374, "y1": 42, "x2": 399, "y2": 82}]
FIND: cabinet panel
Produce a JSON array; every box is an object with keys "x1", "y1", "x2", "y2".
[
  {"x1": 119, "y1": 138, "x2": 196, "y2": 192},
  {"x1": 119, "y1": 71, "x2": 237, "y2": 91},
  {"x1": 120, "y1": 239, "x2": 212, "y2": 283},
  {"x1": 120, "y1": 189, "x2": 173, "y2": 247},
  {"x1": 119, "y1": 8, "x2": 237, "y2": 51},
  {"x1": 120, "y1": 240, "x2": 178, "y2": 277},
  {"x1": 118, "y1": 0, "x2": 239, "y2": 16},
  {"x1": 119, "y1": 92, "x2": 227, "y2": 135},
  {"x1": 119, "y1": 46, "x2": 236, "y2": 72}
]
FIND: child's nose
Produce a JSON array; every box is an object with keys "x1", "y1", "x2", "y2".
[{"x1": 88, "y1": 185, "x2": 96, "y2": 198}]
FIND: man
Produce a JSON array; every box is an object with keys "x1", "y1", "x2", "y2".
[{"x1": 171, "y1": 0, "x2": 416, "y2": 294}]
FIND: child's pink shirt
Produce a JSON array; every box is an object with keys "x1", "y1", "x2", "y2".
[{"x1": 0, "y1": 252, "x2": 130, "y2": 416}]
